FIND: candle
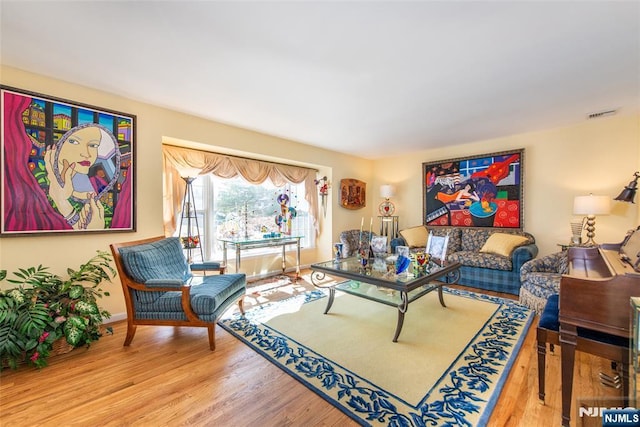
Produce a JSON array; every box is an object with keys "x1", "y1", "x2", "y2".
[
  {"x1": 368, "y1": 218, "x2": 374, "y2": 259},
  {"x1": 359, "y1": 217, "x2": 364, "y2": 248}
]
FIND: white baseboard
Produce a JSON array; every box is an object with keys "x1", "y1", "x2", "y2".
[{"x1": 105, "y1": 312, "x2": 127, "y2": 324}]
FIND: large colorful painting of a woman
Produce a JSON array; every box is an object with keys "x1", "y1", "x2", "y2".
[
  {"x1": 422, "y1": 149, "x2": 524, "y2": 229},
  {"x1": 1, "y1": 86, "x2": 135, "y2": 235}
]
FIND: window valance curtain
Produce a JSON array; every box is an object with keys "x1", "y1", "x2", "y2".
[{"x1": 162, "y1": 144, "x2": 319, "y2": 236}]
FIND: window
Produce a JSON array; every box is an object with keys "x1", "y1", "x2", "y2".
[{"x1": 176, "y1": 174, "x2": 314, "y2": 262}]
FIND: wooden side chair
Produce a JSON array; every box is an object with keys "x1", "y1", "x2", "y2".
[
  {"x1": 537, "y1": 294, "x2": 629, "y2": 407},
  {"x1": 110, "y1": 236, "x2": 246, "y2": 350}
]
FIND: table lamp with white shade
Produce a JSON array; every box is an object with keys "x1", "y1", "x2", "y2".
[
  {"x1": 379, "y1": 184, "x2": 396, "y2": 216},
  {"x1": 573, "y1": 194, "x2": 611, "y2": 246}
]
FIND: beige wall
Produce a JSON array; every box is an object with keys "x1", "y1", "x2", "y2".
[
  {"x1": 0, "y1": 66, "x2": 372, "y2": 319},
  {"x1": 371, "y1": 114, "x2": 640, "y2": 256},
  {"x1": 1, "y1": 65, "x2": 638, "y2": 320}
]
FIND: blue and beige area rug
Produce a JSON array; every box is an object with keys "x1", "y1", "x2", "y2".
[{"x1": 219, "y1": 284, "x2": 533, "y2": 426}]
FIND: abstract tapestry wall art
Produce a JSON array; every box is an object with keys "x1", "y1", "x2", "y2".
[
  {"x1": 339, "y1": 178, "x2": 366, "y2": 210},
  {"x1": 423, "y1": 149, "x2": 524, "y2": 229},
  {"x1": 1, "y1": 86, "x2": 136, "y2": 235}
]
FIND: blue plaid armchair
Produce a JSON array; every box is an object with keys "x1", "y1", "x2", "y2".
[
  {"x1": 519, "y1": 251, "x2": 568, "y2": 314},
  {"x1": 339, "y1": 229, "x2": 378, "y2": 257},
  {"x1": 110, "y1": 236, "x2": 246, "y2": 350}
]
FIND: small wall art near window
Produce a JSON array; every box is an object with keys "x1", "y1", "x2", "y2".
[
  {"x1": 1, "y1": 86, "x2": 136, "y2": 235},
  {"x1": 339, "y1": 178, "x2": 366, "y2": 210},
  {"x1": 422, "y1": 149, "x2": 524, "y2": 229}
]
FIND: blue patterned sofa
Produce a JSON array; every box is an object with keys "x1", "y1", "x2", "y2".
[
  {"x1": 110, "y1": 236, "x2": 246, "y2": 350},
  {"x1": 391, "y1": 226, "x2": 538, "y2": 295}
]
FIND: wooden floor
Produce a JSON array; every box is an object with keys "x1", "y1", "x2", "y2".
[{"x1": 0, "y1": 273, "x2": 625, "y2": 427}]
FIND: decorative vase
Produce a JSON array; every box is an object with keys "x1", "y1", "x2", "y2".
[
  {"x1": 415, "y1": 252, "x2": 430, "y2": 272},
  {"x1": 360, "y1": 256, "x2": 369, "y2": 268},
  {"x1": 333, "y1": 243, "x2": 344, "y2": 262},
  {"x1": 395, "y1": 255, "x2": 410, "y2": 274},
  {"x1": 570, "y1": 221, "x2": 584, "y2": 245}
]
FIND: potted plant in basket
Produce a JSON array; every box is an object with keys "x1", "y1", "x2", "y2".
[{"x1": 0, "y1": 251, "x2": 115, "y2": 369}]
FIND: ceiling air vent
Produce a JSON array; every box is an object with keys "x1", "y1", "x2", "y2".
[{"x1": 587, "y1": 109, "x2": 618, "y2": 119}]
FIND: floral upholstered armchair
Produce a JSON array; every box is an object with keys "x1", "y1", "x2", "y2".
[
  {"x1": 339, "y1": 229, "x2": 378, "y2": 257},
  {"x1": 519, "y1": 251, "x2": 569, "y2": 314}
]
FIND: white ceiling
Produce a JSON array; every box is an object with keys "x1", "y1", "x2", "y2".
[{"x1": 1, "y1": 1, "x2": 639, "y2": 159}]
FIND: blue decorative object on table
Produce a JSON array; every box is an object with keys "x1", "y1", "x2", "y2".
[
  {"x1": 333, "y1": 243, "x2": 344, "y2": 263},
  {"x1": 395, "y1": 254, "x2": 410, "y2": 274}
]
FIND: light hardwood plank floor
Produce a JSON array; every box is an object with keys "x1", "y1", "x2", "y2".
[{"x1": 0, "y1": 273, "x2": 625, "y2": 426}]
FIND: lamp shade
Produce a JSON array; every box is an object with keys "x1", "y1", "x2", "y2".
[
  {"x1": 380, "y1": 184, "x2": 395, "y2": 199},
  {"x1": 614, "y1": 172, "x2": 639, "y2": 203},
  {"x1": 573, "y1": 195, "x2": 611, "y2": 215}
]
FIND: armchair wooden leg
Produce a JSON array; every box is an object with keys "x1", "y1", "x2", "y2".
[
  {"x1": 207, "y1": 325, "x2": 216, "y2": 351},
  {"x1": 238, "y1": 297, "x2": 245, "y2": 315},
  {"x1": 124, "y1": 324, "x2": 137, "y2": 346}
]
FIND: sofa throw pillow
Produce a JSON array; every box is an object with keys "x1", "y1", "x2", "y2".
[
  {"x1": 480, "y1": 233, "x2": 529, "y2": 257},
  {"x1": 399, "y1": 225, "x2": 428, "y2": 248}
]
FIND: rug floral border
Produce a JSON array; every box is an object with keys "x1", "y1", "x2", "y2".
[{"x1": 219, "y1": 288, "x2": 533, "y2": 427}]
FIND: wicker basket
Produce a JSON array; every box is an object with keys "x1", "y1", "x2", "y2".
[
  {"x1": 51, "y1": 338, "x2": 75, "y2": 356},
  {"x1": 1, "y1": 337, "x2": 75, "y2": 369}
]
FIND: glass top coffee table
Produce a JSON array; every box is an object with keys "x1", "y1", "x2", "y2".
[{"x1": 310, "y1": 257, "x2": 461, "y2": 342}]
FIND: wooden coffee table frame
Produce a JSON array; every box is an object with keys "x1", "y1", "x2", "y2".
[{"x1": 310, "y1": 258, "x2": 461, "y2": 342}]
